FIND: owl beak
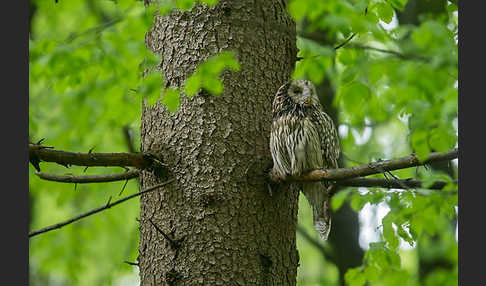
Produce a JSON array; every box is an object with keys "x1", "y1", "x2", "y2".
[{"x1": 305, "y1": 97, "x2": 311, "y2": 105}]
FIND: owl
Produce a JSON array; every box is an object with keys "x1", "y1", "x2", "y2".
[{"x1": 270, "y1": 79, "x2": 340, "y2": 240}]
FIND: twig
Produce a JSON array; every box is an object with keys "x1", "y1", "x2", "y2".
[
  {"x1": 124, "y1": 261, "x2": 139, "y2": 267},
  {"x1": 35, "y1": 169, "x2": 140, "y2": 183},
  {"x1": 119, "y1": 179, "x2": 130, "y2": 196},
  {"x1": 334, "y1": 33, "x2": 356, "y2": 50},
  {"x1": 28, "y1": 178, "x2": 176, "y2": 238},
  {"x1": 148, "y1": 218, "x2": 181, "y2": 249},
  {"x1": 65, "y1": 16, "x2": 122, "y2": 43},
  {"x1": 270, "y1": 149, "x2": 458, "y2": 183},
  {"x1": 336, "y1": 177, "x2": 454, "y2": 190},
  {"x1": 349, "y1": 44, "x2": 429, "y2": 61}
]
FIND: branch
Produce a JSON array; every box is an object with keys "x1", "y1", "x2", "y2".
[
  {"x1": 349, "y1": 43, "x2": 429, "y2": 61},
  {"x1": 35, "y1": 169, "x2": 140, "y2": 183},
  {"x1": 270, "y1": 149, "x2": 458, "y2": 183},
  {"x1": 124, "y1": 261, "x2": 139, "y2": 267},
  {"x1": 336, "y1": 177, "x2": 454, "y2": 190},
  {"x1": 29, "y1": 143, "x2": 157, "y2": 170},
  {"x1": 28, "y1": 178, "x2": 176, "y2": 238},
  {"x1": 334, "y1": 33, "x2": 356, "y2": 50}
]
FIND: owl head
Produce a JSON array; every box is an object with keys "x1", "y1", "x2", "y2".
[{"x1": 286, "y1": 80, "x2": 320, "y2": 107}]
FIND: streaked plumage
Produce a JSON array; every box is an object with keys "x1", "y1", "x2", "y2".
[{"x1": 270, "y1": 80, "x2": 340, "y2": 240}]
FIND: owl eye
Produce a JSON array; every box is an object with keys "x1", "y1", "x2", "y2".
[{"x1": 292, "y1": 86, "x2": 302, "y2": 94}]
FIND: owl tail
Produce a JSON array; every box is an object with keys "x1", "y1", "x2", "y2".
[{"x1": 302, "y1": 181, "x2": 332, "y2": 240}]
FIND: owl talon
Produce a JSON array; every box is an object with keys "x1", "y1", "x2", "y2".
[{"x1": 326, "y1": 183, "x2": 337, "y2": 197}]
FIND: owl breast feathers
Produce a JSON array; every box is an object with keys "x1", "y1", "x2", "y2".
[{"x1": 269, "y1": 79, "x2": 340, "y2": 240}]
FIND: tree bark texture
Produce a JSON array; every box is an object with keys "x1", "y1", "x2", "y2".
[{"x1": 139, "y1": 1, "x2": 298, "y2": 285}]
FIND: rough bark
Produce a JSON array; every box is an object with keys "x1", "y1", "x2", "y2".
[{"x1": 139, "y1": 1, "x2": 299, "y2": 285}]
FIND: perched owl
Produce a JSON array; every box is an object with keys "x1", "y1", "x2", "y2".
[{"x1": 270, "y1": 80, "x2": 340, "y2": 240}]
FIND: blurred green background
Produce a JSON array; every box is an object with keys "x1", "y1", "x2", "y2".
[{"x1": 29, "y1": 0, "x2": 458, "y2": 285}]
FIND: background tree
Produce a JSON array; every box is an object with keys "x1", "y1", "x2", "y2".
[{"x1": 29, "y1": 0, "x2": 457, "y2": 285}]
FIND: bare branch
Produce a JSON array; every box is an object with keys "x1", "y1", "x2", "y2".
[
  {"x1": 35, "y1": 169, "x2": 140, "y2": 183},
  {"x1": 349, "y1": 43, "x2": 429, "y2": 61},
  {"x1": 124, "y1": 261, "x2": 139, "y2": 267},
  {"x1": 28, "y1": 178, "x2": 176, "y2": 238},
  {"x1": 270, "y1": 149, "x2": 458, "y2": 183},
  {"x1": 29, "y1": 143, "x2": 156, "y2": 170},
  {"x1": 334, "y1": 33, "x2": 356, "y2": 50},
  {"x1": 148, "y1": 218, "x2": 181, "y2": 249},
  {"x1": 336, "y1": 177, "x2": 455, "y2": 190}
]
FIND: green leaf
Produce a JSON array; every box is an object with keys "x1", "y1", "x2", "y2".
[
  {"x1": 429, "y1": 126, "x2": 457, "y2": 152},
  {"x1": 345, "y1": 267, "x2": 366, "y2": 286},
  {"x1": 185, "y1": 73, "x2": 202, "y2": 97},
  {"x1": 350, "y1": 193, "x2": 367, "y2": 211},
  {"x1": 203, "y1": 76, "x2": 224, "y2": 95},
  {"x1": 388, "y1": 0, "x2": 408, "y2": 11},
  {"x1": 376, "y1": 3, "x2": 394, "y2": 24},
  {"x1": 411, "y1": 130, "x2": 431, "y2": 161},
  {"x1": 364, "y1": 265, "x2": 380, "y2": 282},
  {"x1": 341, "y1": 66, "x2": 358, "y2": 84},
  {"x1": 176, "y1": 0, "x2": 195, "y2": 10},
  {"x1": 140, "y1": 72, "x2": 163, "y2": 106},
  {"x1": 397, "y1": 225, "x2": 414, "y2": 247},
  {"x1": 287, "y1": 0, "x2": 309, "y2": 21},
  {"x1": 161, "y1": 88, "x2": 180, "y2": 112},
  {"x1": 201, "y1": 0, "x2": 219, "y2": 6},
  {"x1": 217, "y1": 51, "x2": 241, "y2": 71},
  {"x1": 337, "y1": 49, "x2": 357, "y2": 65},
  {"x1": 447, "y1": 3, "x2": 458, "y2": 13},
  {"x1": 331, "y1": 189, "x2": 353, "y2": 210},
  {"x1": 382, "y1": 213, "x2": 399, "y2": 250}
]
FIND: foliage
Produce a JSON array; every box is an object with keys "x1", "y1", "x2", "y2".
[
  {"x1": 29, "y1": 0, "x2": 236, "y2": 284},
  {"x1": 291, "y1": 0, "x2": 457, "y2": 285},
  {"x1": 29, "y1": 0, "x2": 457, "y2": 285}
]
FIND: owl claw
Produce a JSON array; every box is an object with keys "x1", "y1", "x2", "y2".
[{"x1": 326, "y1": 183, "x2": 337, "y2": 197}]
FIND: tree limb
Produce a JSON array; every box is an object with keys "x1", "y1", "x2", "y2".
[
  {"x1": 29, "y1": 143, "x2": 157, "y2": 170},
  {"x1": 270, "y1": 149, "x2": 458, "y2": 183},
  {"x1": 35, "y1": 169, "x2": 140, "y2": 183},
  {"x1": 28, "y1": 178, "x2": 175, "y2": 238}
]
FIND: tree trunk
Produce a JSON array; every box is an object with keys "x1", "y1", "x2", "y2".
[{"x1": 138, "y1": 1, "x2": 299, "y2": 285}]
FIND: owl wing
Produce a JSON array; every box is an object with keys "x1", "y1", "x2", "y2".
[
  {"x1": 270, "y1": 83, "x2": 292, "y2": 177},
  {"x1": 314, "y1": 109, "x2": 340, "y2": 170}
]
